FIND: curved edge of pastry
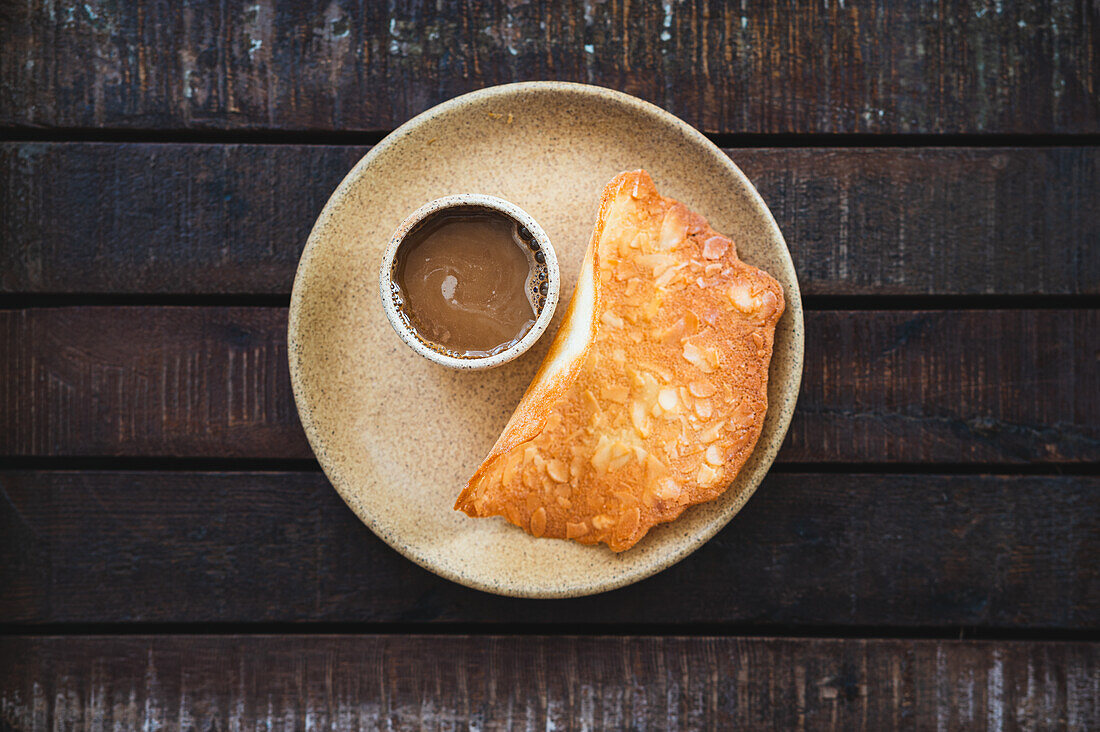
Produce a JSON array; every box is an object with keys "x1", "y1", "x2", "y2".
[{"x1": 454, "y1": 173, "x2": 648, "y2": 513}]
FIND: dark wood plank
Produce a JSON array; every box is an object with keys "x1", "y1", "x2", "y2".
[
  {"x1": 0, "y1": 143, "x2": 363, "y2": 294},
  {"x1": 787, "y1": 309, "x2": 1099, "y2": 464},
  {"x1": 2, "y1": 471, "x2": 1096, "y2": 626},
  {"x1": 1, "y1": 308, "x2": 1096, "y2": 463},
  {"x1": 2, "y1": 1, "x2": 1097, "y2": 134},
  {"x1": 2, "y1": 636, "x2": 1097, "y2": 730},
  {"x1": 0, "y1": 307, "x2": 301, "y2": 459},
  {"x1": 3, "y1": 144, "x2": 1098, "y2": 296},
  {"x1": 739, "y1": 148, "x2": 1100, "y2": 297}
]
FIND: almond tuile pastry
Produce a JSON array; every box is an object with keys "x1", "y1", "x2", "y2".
[{"x1": 455, "y1": 170, "x2": 784, "y2": 551}]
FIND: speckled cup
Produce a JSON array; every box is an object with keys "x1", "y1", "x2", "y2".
[
  {"x1": 379, "y1": 194, "x2": 560, "y2": 370},
  {"x1": 288, "y1": 81, "x2": 804, "y2": 598}
]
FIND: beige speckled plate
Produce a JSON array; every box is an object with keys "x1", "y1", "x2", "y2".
[{"x1": 288, "y1": 82, "x2": 803, "y2": 598}]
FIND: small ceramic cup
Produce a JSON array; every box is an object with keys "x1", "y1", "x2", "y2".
[{"x1": 379, "y1": 194, "x2": 561, "y2": 370}]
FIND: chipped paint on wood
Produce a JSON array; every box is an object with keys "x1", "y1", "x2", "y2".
[
  {"x1": 1, "y1": 1, "x2": 1097, "y2": 133},
  {"x1": 0, "y1": 637, "x2": 1096, "y2": 730}
]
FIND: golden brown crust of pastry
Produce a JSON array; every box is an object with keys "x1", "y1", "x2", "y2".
[{"x1": 455, "y1": 170, "x2": 785, "y2": 551}]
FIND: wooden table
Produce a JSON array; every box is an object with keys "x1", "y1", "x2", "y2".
[{"x1": 1, "y1": 2, "x2": 1097, "y2": 729}]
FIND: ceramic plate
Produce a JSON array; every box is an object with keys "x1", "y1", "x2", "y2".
[{"x1": 288, "y1": 82, "x2": 803, "y2": 598}]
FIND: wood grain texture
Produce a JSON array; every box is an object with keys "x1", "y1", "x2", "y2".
[
  {"x1": 0, "y1": 307, "x2": 300, "y2": 458},
  {"x1": 2, "y1": 1, "x2": 1098, "y2": 134},
  {"x1": 787, "y1": 309, "x2": 1100, "y2": 464},
  {"x1": 2, "y1": 636, "x2": 1097, "y2": 731},
  {"x1": 3, "y1": 143, "x2": 1098, "y2": 296},
  {"x1": 1, "y1": 308, "x2": 1096, "y2": 462},
  {"x1": 2, "y1": 471, "x2": 1096, "y2": 626},
  {"x1": 0, "y1": 143, "x2": 363, "y2": 294}
]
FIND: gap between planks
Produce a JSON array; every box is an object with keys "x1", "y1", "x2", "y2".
[
  {"x1": 4, "y1": 128, "x2": 1100, "y2": 148},
  {"x1": 2, "y1": 294, "x2": 1100, "y2": 310},
  {"x1": 1, "y1": 457, "x2": 1098, "y2": 476},
  {"x1": 1, "y1": 623, "x2": 1098, "y2": 643}
]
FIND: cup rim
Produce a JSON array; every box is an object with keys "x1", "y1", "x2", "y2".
[{"x1": 378, "y1": 194, "x2": 562, "y2": 370}]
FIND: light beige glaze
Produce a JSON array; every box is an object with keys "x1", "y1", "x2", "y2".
[{"x1": 288, "y1": 82, "x2": 804, "y2": 598}]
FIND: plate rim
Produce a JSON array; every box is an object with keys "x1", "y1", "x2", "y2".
[{"x1": 288, "y1": 81, "x2": 805, "y2": 598}]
